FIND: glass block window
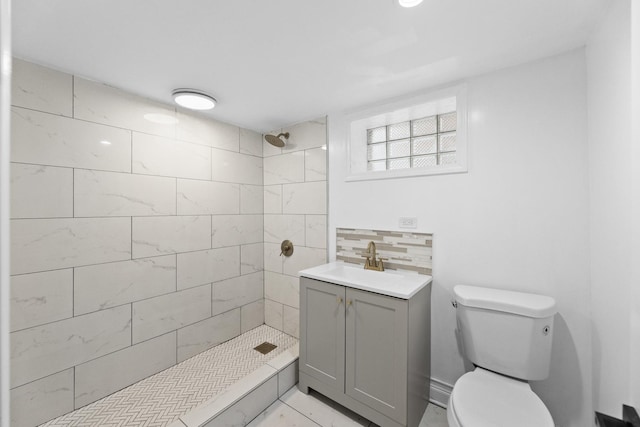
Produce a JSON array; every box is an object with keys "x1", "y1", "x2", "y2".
[{"x1": 366, "y1": 111, "x2": 457, "y2": 171}]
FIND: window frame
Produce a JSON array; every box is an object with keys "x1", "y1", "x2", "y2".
[{"x1": 345, "y1": 83, "x2": 468, "y2": 182}]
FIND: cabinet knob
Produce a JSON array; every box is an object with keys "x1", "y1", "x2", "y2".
[
  {"x1": 347, "y1": 299, "x2": 353, "y2": 307},
  {"x1": 337, "y1": 296, "x2": 343, "y2": 304}
]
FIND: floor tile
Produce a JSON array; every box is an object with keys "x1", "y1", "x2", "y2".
[
  {"x1": 419, "y1": 404, "x2": 449, "y2": 427},
  {"x1": 247, "y1": 400, "x2": 321, "y2": 426},
  {"x1": 280, "y1": 388, "x2": 370, "y2": 427}
]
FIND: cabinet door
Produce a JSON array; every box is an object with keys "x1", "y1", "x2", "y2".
[
  {"x1": 345, "y1": 288, "x2": 408, "y2": 424},
  {"x1": 300, "y1": 278, "x2": 346, "y2": 391}
]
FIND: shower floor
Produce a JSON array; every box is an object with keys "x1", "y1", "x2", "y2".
[{"x1": 40, "y1": 325, "x2": 298, "y2": 427}]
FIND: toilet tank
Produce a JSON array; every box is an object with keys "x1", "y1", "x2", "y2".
[{"x1": 454, "y1": 285, "x2": 556, "y2": 381}]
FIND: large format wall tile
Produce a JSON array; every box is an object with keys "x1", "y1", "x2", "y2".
[
  {"x1": 75, "y1": 332, "x2": 176, "y2": 407},
  {"x1": 212, "y1": 272, "x2": 264, "y2": 316},
  {"x1": 74, "y1": 255, "x2": 176, "y2": 315},
  {"x1": 75, "y1": 169, "x2": 177, "y2": 217},
  {"x1": 264, "y1": 214, "x2": 305, "y2": 244},
  {"x1": 11, "y1": 217, "x2": 131, "y2": 275},
  {"x1": 211, "y1": 214, "x2": 263, "y2": 247},
  {"x1": 282, "y1": 181, "x2": 326, "y2": 214},
  {"x1": 11, "y1": 107, "x2": 131, "y2": 172},
  {"x1": 176, "y1": 111, "x2": 239, "y2": 151},
  {"x1": 304, "y1": 147, "x2": 327, "y2": 181},
  {"x1": 176, "y1": 246, "x2": 240, "y2": 290},
  {"x1": 177, "y1": 179, "x2": 239, "y2": 215},
  {"x1": 264, "y1": 185, "x2": 283, "y2": 214},
  {"x1": 283, "y1": 306, "x2": 300, "y2": 338},
  {"x1": 264, "y1": 299, "x2": 283, "y2": 331},
  {"x1": 264, "y1": 243, "x2": 283, "y2": 274},
  {"x1": 132, "y1": 132, "x2": 211, "y2": 180},
  {"x1": 74, "y1": 77, "x2": 176, "y2": 138},
  {"x1": 241, "y1": 300, "x2": 265, "y2": 333},
  {"x1": 132, "y1": 285, "x2": 211, "y2": 344},
  {"x1": 132, "y1": 215, "x2": 211, "y2": 258},
  {"x1": 281, "y1": 118, "x2": 326, "y2": 153},
  {"x1": 265, "y1": 272, "x2": 299, "y2": 308},
  {"x1": 212, "y1": 149, "x2": 262, "y2": 185},
  {"x1": 263, "y1": 152, "x2": 304, "y2": 185},
  {"x1": 241, "y1": 243, "x2": 264, "y2": 274},
  {"x1": 240, "y1": 184, "x2": 264, "y2": 214},
  {"x1": 11, "y1": 305, "x2": 132, "y2": 388},
  {"x1": 11, "y1": 58, "x2": 72, "y2": 117},
  {"x1": 240, "y1": 128, "x2": 263, "y2": 157},
  {"x1": 283, "y1": 246, "x2": 327, "y2": 277},
  {"x1": 10, "y1": 369, "x2": 74, "y2": 427},
  {"x1": 10, "y1": 269, "x2": 73, "y2": 332},
  {"x1": 305, "y1": 215, "x2": 327, "y2": 249},
  {"x1": 177, "y1": 309, "x2": 240, "y2": 362},
  {"x1": 10, "y1": 163, "x2": 73, "y2": 219}
]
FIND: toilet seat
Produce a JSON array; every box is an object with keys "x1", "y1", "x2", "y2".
[{"x1": 448, "y1": 368, "x2": 554, "y2": 427}]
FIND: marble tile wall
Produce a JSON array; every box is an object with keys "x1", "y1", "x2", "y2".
[
  {"x1": 9, "y1": 58, "x2": 265, "y2": 427},
  {"x1": 263, "y1": 119, "x2": 328, "y2": 338}
]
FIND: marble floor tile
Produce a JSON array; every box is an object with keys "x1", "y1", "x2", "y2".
[
  {"x1": 280, "y1": 388, "x2": 370, "y2": 427},
  {"x1": 247, "y1": 400, "x2": 320, "y2": 427},
  {"x1": 419, "y1": 404, "x2": 449, "y2": 427}
]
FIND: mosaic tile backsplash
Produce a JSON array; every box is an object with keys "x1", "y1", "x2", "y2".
[{"x1": 336, "y1": 228, "x2": 432, "y2": 275}]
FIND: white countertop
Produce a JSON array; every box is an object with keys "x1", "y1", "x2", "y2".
[{"x1": 299, "y1": 261, "x2": 432, "y2": 299}]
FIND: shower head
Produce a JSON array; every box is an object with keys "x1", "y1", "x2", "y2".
[{"x1": 264, "y1": 132, "x2": 289, "y2": 148}]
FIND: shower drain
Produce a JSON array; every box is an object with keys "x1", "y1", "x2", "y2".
[{"x1": 254, "y1": 342, "x2": 278, "y2": 355}]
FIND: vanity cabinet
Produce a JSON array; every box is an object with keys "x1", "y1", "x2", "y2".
[{"x1": 299, "y1": 276, "x2": 431, "y2": 427}]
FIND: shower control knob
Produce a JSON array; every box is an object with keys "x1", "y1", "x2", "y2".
[{"x1": 280, "y1": 240, "x2": 294, "y2": 257}]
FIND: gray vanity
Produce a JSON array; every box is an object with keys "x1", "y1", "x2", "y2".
[{"x1": 298, "y1": 262, "x2": 432, "y2": 427}]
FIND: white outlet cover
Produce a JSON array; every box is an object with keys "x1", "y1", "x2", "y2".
[{"x1": 399, "y1": 217, "x2": 418, "y2": 229}]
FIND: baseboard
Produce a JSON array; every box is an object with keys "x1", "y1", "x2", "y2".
[{"x1": 429, "y1": 377, "x2": 453, "y2": 408}]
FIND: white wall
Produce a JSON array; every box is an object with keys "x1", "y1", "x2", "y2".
[
  {"x1": 586, "y1": 0, "x2": 633, "y2": 418},
  {"x1": 329, "y1": 50, "x2": 592, "y2": 426}
]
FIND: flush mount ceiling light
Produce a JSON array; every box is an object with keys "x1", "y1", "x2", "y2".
[
  {"x1": 172, "y1": 89, "x2": 217, "y2": 111},
  {"x1": 398, "y1": 0, "x2": 423, "y2": 7}
]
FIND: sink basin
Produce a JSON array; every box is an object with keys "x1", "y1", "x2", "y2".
[{"x1": 299, "y1": 262, "x2": 432, "y2": 299}]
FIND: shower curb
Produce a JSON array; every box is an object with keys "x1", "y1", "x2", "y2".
[{"x1": 169, "y1": 343, "x2": 299, "y2": 427}]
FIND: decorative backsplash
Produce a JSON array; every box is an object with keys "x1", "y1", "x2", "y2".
[{"x1": 336, "y1": 228, "x2": 432, "y2": 275}]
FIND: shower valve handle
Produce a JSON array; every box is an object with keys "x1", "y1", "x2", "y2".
[{"x1": 280, "y1": 240, "x2": 294, "y2": 257}]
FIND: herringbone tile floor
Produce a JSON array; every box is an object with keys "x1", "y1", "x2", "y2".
[{"x1": 40, "y1": 325, "x2": 298, "y2": 427}]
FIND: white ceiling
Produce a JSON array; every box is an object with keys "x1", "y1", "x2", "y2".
[{"x1": 13, "y1": 0, "x2": 609, "y2": 132}]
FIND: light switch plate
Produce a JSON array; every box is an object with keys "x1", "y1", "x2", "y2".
[{"x1": 399, "y1": 217, "x2": 417, "y2": 229}]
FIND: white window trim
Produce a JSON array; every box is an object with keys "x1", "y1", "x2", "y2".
[{"x1": 345, "y1": 83, "x2": 468, "y2": 182}]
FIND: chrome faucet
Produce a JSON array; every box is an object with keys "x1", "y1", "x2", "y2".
[{"x1": 362, "y1": 241, "x2": 385, "y2": 271}]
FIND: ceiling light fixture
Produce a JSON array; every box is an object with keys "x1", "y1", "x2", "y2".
[
  {"x1": 172, "y1": 89, "x2": 217, "y2": 111},
  {"x1": 398, "y1": 0, "x2": 423, "y2": 7}
]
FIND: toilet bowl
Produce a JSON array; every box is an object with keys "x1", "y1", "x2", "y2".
[
  {"x1": 449, "y1": 285, "x2": 557, "y2": 427},
  {"x1": 446, "y1": 368, "x2": 554, "y2": 427}
]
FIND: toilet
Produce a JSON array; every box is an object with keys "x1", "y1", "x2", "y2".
[{"x1": 447, "y1": 285, "x2": 557, "y2": 427}]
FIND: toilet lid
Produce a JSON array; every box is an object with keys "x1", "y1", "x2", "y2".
[{"x1": 451, "y1": 368, "x2": 554, "y2": 427}]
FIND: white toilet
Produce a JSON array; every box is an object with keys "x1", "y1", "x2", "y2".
[{"x1": 447, "y1": 285, "x2": 557, "y2": 427}]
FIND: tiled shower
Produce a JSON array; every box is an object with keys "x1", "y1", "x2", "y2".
[{"x1": 9, "y1": 58, "x2": 327, "y2": 427}]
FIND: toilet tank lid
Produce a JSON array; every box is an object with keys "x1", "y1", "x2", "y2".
[{"x1": 454, "y1": 285, "x2": 556, "y2": 318}]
